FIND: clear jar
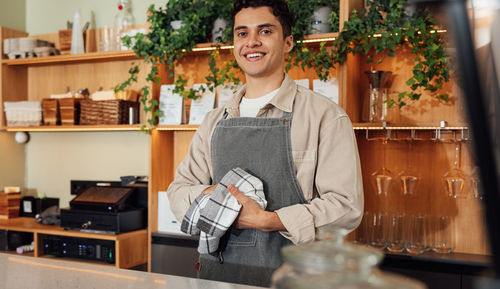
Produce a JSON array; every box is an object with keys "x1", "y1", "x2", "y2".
[
  {"x1": 272, "y1": 225, "x2": 426, "y2": 289},
  {"x1": 272, "y1": 226, "x2": 383, "y2": 289}
]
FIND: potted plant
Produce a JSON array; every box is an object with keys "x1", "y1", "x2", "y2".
[{"x1": 286, "y1": 0, "x2": 339, "y2": 80}]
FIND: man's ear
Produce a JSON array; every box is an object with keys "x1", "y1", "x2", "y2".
[{"x1": 284, "y1": 35, "x2": 294, "y2": 54}]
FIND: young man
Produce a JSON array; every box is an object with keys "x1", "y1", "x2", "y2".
[{"x1": 167, "y1": 0, "x2": 363, "y2": 286}]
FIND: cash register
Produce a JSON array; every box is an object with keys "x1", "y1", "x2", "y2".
[{"x1": 60, "y1": 178, "x2": 147, "y2": 234}]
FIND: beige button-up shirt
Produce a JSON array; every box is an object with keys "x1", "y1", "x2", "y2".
[{"x1": 167, "y1": 74, "x2": 364, "y2": 244}]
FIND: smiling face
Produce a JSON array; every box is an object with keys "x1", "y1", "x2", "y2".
[{"x1": 233, "y1": 6, "x2": 294, "y2": 82}]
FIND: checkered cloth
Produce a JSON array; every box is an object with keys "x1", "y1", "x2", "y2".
[{"x1": 180, "y1": 167, "x2": 267, "y2": 254}]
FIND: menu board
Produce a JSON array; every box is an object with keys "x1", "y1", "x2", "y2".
[
  {"x1": 189, "y1": 84, "x2": 216, "y2": 124},
  {"x1": 158, "y1": 84, "x2": 185, "y2": 125},
  {"x1": 313, "y1": 78, "x2": 339, "y2": 104}
]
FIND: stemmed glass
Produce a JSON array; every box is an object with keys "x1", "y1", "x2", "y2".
[
  {"x1": 398, "y1": 139, "x2": 421, "y2": 197},
  {"x1": 371, "y1": 138, "x2": 395, "y2": 197},
  {"x1": 470, "y1": 166, "x2": 483, "y2": 200},
  {"x1": 442, "y1": 142, "x2": 466, "y2": 198}
]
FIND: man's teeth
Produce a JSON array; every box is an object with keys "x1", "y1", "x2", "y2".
[{"x1": 246, "y1": 53, "x2": 264, "y2": 58}]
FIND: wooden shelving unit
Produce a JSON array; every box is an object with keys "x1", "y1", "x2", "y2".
[
  {"x1": 1, "y1": 50, "x2": 138, "y2": 66},
  {"x1": 0, "y1": 217, "x2": 147, "y2": 269},
  {"x1": 4, "y1": 124, "x2": 144, "y2": 132},
  {"x1": 147, "y1": 0, "x2": 489, "y2": 272},
  {"x1": 0, "y1": 26, "x2": 151, "y2": 130},
  {"x1": 0, "y1": 0, "x2": 491, "y2": 274}
]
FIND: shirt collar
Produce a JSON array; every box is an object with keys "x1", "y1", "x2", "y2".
[{"x1": 224, "y1": 74, "x2": 297, "y2": 118}]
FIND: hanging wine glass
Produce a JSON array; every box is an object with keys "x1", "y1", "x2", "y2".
[
  {"x1": 442, "y1": 142, "x2": 466, "y2": 198},
  {"x1": 470, "y1": 166, "x2": 483, "y2": 200},
  {"x1": 398, "y1": 139, "x2": 421, "y2": 197},
  {"x1": 372, "y1": 138, "x2": 395, "y2": 197}
]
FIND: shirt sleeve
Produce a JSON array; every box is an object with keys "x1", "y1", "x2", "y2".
[
  {"x1": 166, "y1": 119, "x2": 214, "y2": 222},
  {"x1": 275, "y1": 115, "x2": 364, "y2": 244}
]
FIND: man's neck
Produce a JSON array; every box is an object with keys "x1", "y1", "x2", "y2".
[{"x1": 244, "y1": 73, "x2": 285, "y2": 99}]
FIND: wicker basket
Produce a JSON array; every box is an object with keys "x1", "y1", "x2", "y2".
[
  {"x1": 42, "y1": 98, "x2": 59, "y2": 125},
  {"x1": 59, "y1": 98, "x2": 81, "y2": 125},
  {"x1": 80, "y1": 99, "x2": 139, "y2": 125},
  {"x1": 3, "y1": 101, "x2": 42, "y2": 127}
]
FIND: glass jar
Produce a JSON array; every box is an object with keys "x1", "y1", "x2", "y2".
[{"x1": 272, "y1": 225, "x2": 426, "y2": 289}]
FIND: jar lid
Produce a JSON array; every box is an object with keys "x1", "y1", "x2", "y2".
[{"x1": 281, "y1": 240, "x2": 383, "y2": 275}]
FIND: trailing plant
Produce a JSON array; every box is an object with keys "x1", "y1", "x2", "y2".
[
  {"x1": 332, "y1": 0, "x2": 450, "y2": 107},
  {"x1": 286, "y1": 0, "x2": 340, "y2": 80},
  {"x1": 119, "y1": 0, "x2": 234, "y2": 130}
]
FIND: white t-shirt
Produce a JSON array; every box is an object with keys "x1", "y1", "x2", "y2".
[{"x1": 239, "y1": 88, "x2": 279, "y2": 117}]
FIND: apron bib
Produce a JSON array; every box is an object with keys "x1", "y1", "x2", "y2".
[{"x1": 199, "y1": 111, "x2": 306, "y2": 287}]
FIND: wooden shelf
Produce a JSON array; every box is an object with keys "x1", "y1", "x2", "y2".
[
  {"x1": 1, "y1": 50, "x2": 138, "y2": 66},
  {"x1": 0, "y1": 217, "x2": 146, "y2": 241},
  {"x1": 352, "y1": 123, "x2": 469, "y2": 130},
  {"x1": 0, "y1": 218, "x2": 147, "y2": 268},
  {"x1": 153, "y1": 123, "x2": 469, "y2": 132},
  {"x1": 0, "y1": 251, "x2": 35, "y2": 258},
  {"x1": 155, "y1": 124, "x2": 199, "y2": 131},
  {"x1": 183, "y1": 32, "x2": 340, "y2": 54},
  {"x1": 4, "y1": 124, "x2": 145, "y2": 132}
]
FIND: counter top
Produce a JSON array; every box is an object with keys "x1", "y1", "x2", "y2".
[{"x1": 0, "y1": 253, "x2": 263, "y2": 289}]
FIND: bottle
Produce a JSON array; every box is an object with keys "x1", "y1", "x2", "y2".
[
  {"x1": 71, "y1": 9, "x2": 85, "y2": 54},
  {"x1": 114, "y1": 0, "x2": 135, "y2": 50}
]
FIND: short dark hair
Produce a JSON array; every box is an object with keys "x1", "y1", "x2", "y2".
[{"x1": 231, "y1": 0, "x2": 295, "y2": 38}]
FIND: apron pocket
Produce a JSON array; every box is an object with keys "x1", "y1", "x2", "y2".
[{"x1": 228, "y1": 228, "x2": 257, "y2": 246}]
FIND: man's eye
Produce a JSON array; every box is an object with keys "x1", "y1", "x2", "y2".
[
  {"x1": 237, "y1": 32, "x2": 247, "y2": 37},
  {"x1": 261, "y1": 29, "x2": 272, "y2": 35}
]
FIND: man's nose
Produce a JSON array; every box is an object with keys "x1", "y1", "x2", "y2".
[{"x1": 246, "y1": 32, "x2": 261, "y2": 47}]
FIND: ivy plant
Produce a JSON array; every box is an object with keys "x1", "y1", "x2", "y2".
[
  {"x1": 332, "y1": 0, "x2": 450, "y2": 107},
  {"x1": 286, "y1": 0, "x2": 340, "y2": 80}
]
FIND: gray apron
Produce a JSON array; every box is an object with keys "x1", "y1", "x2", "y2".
[{"x1": 199, "y1": 110, "x2": 307, "y2": 287}]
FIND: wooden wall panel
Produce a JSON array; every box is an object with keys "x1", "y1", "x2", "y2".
[
  {"x1": 355, "y1": 133, "x2": 489, "y2": 255},
  {"x1": 26, "y1": 60, "x2": 150, "y2": 100},
  {"x1": 173, "y1": 131, "x2": 196, "y2": 170}
]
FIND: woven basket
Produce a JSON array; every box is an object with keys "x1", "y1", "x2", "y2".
[
  {"x1": 59, "y1": 98, "x2": 81, "y2": 125},
  {"x1": 4, "y1": 101, "x2": 42, "y2": 127},
  {"x1": 42, "y1": 98, "x2": 59, "y2": 125},
  {"x1": 80, "y1": 99, "x2": 139, "y2": 125}
]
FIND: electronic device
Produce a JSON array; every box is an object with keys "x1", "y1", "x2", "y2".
[
  {"x1": 0, "y1": 230, "x2": 33, "y2": 251},
  {"x1": 19, "y1": 197, "x2": 59, "y2": 218},
  {"x1": 61, "y1": 180, "x2": 147, "y2": 234},
  {"x1": 69, "y1": 186, "x2": 134, "y2": 213},
  {"x1": 60, "y1": 207, "x2": 146, "y2": 234},
  {"x1": 42, "y1": 235, "x2": 115, "y2": 263}
]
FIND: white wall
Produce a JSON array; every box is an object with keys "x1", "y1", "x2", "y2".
[
  {"x1": 0, "y1": 0, "x2": 26, "y2": 31},
  {"x1": 25, "y1": 132, "x2": 150, "y2": 207},
  {"x1": 26, "y1": 0, "x2": 166, "y2": 35},
  {"x1": 0, "y1": 132, "x2": 26, "y2": 190}
]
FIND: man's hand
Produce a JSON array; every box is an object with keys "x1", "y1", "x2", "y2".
[
  {"x1": 227, "y1": 184, "x2": 287, "y2": 232},
  {"x1": 201, "y1": 184, "x2": 217, "y2": 195}
]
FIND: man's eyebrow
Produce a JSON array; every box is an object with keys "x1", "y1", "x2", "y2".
[
  {"x1": 234, "y1": 23, "x2": 276, "y2": 31},
  {"x1": 234, "y1": 25, "x2": 248, "y2": 31},
  {"x1": 257, "y1": 23, "x2": 276, "y2": 29}
]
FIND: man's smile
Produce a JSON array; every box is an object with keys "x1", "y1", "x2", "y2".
[{"x1": 244, "y1": 51, "x2": 266, "y2": 61}]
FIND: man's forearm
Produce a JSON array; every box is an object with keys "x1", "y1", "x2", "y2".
[{"x1": 257, "y1": 211, "x2": 287, "y2": 232}]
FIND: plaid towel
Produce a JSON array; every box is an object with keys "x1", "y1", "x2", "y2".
[
  {"x1": 180, "y1": 194, "x2": 210, "y2": 235},
  {"x1": 180, "y1": 167, "x2": 267, "y2": 254}
]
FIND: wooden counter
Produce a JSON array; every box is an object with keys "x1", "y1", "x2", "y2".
[{"x1": 0, "y1": 217, "x2": 147, "y2": 269}]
